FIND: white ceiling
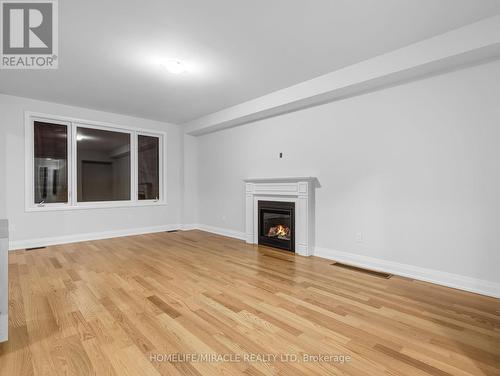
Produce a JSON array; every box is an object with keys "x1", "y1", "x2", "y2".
[{"x1": 1, "y1": 0, "x2": 500, "y2": 124}]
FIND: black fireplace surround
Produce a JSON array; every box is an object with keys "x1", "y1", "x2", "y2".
[{"x1": 258, "y1": 200, "x2": 295, "y2": 252}]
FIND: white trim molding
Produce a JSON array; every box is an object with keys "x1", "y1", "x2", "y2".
[
  {"x1": 180, "y1": 224, "x2": 246, "y2": 240},
  {"x1": 179, "y1": 224, "x2": 199, "y2": 231},
  {"x1": 9, "y1": 223, "x2": 245, "y2": 252},
  {"x1": 9, "y1": 224, "x2": 180, "y2": 251},
  {"x1": 315, "y1": 246, "x2": 500, "y2": 299},
  {"x1": 195, "y1": 224, "x2": 246, "y2": 240},
  {"x1": 244, "y1": 177, "x2": 317, "y2": 256}
]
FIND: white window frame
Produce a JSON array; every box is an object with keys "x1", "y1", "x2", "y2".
[{"x1": 25, "y1": 111, "x2": 167, "y2": 212}]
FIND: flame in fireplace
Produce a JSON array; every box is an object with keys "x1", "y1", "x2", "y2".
[
  {"x1": 268, "y1": 224, "x2": 290, "y2": 238},
  {"x1": 275, "y1": 224, "x2": 288, "y2": 237}
]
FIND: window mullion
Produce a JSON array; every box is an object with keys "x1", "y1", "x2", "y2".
[
  {"x1": 70, "y1": 123, "x2": 77, "y2": 206},
  {"x1": 132, "y1": 131, "x2": 138, "y2": 203},
  {"x1": 161, "y1": 135, "x2": 165, "y2": 202}
]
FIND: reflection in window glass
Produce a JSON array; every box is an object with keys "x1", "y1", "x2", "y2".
[
  {"x1": 138, "y1": 135, "x2": 159, "y2": 200},
  {"x1": 34, "y1": 121, "x2": 68, "y2": 204},
  {"x1": 77, "y1": 127, "x2": 130, "y2": 202}
]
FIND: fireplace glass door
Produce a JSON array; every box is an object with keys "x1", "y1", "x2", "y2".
[{"x1": 258, "y1": 201, "x2": 295, "y2": 252}]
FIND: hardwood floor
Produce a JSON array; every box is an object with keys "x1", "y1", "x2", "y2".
[{"x1": 0, "y1": 230, "x2": 499, "y2": 375}]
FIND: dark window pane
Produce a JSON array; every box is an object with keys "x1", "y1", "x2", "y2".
[
  {"x1": 77, "y1": 127, "x2": 130, "y2": 202},
  {"x1": 34, "y1": 121, "x2": 68, "y2": 204},
  {"x1": 138, "y1": 135, "x2": 159, "y2": 200}
]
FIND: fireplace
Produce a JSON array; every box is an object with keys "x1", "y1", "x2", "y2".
[
  {"x1": 245, "y1": 177, "x2": 316, "y2": 256},
  {"x1": 258, "y1": 200, "x2": 295, "y2": 252}
]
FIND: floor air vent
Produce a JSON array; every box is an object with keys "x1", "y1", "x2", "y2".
[
  {"x1": 331, "y1": 262, "x2": 392, "y2": 279},
  {"x1": 25, "y1": 247, "x2": 46, "y2": 251}
]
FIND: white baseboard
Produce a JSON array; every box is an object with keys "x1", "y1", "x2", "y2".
[
  {"x1": 315, "y1": 246, "x2": 500, "y2": 299},
  {"x1": 179, "y1": 224, "x2": 198, "y2": 231},
  {"x1": 184, "y1": 223, "x2": 246, "y2": 241},
  {"x1": 9, "y1": 223, "x2": 243, "y2": 251},
  {"x1": 9, "y1": 224, "x2": 181, "y2": 251}
]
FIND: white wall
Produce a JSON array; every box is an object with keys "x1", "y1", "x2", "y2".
[
  {"x1": 181, "y1": 134, "x2": 199, "y2": 226},
  {"x1": 0, "y1": 94, "x2": 183, "y2": 246},
  {"x1": 194, "y1": 59, "x2": 500, "y2": 287}
]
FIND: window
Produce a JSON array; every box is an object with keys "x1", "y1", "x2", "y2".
[
  {"x1": 33, "y1": 121, "x2": 69, "y2": 204},
  {"x1": 138, "y1": 135, "x2": 159, "y2": 200},
  {"x1": 26, "y1": 113, "x2": 165, "y2": 210},
  {"x1": 77, "y1": 127, "x2": 131, "y2": 202}
]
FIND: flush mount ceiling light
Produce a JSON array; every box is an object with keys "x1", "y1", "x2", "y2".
[{"x1": 162, "y1": 59, "x2": 187, "y2": 74}]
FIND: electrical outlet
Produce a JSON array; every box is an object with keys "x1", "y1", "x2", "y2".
[
  {"x1": 221, "y1": 215, "x2": 226, "y2": 222},
  {"x1": 355, "y1": 232, "x2": 364, "y2": 243}
]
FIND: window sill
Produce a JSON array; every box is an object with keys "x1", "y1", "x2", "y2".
[{"x1": 25, "y1": 201, "x2": 168, "y2": 212}]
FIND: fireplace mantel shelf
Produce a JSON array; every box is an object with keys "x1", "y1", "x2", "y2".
[{"x1": 244, "y1": 177, "x2": 317, "y2": 183}]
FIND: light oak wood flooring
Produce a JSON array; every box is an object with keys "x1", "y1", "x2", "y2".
[{"x1": 0, "y1": 230, "x2": 499, "y2": 375}]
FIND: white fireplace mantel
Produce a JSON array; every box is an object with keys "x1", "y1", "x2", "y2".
[{"x1": 244, "y1": 177, "x2": 317, "y2": 256}]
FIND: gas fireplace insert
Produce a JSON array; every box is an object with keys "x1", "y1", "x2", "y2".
[{"x1": 258, "y1": 200, "x2": 295, "y2": 252}]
